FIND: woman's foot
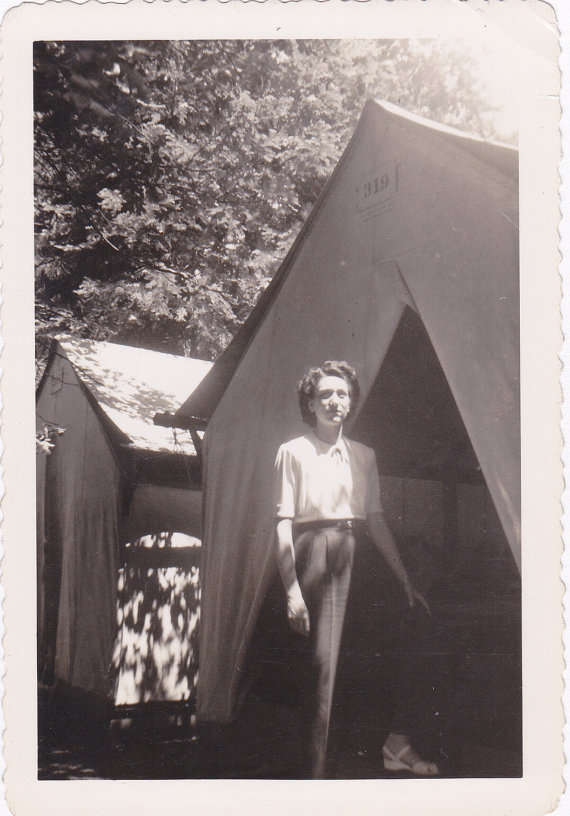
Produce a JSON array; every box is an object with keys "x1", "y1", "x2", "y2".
[{"x1": 383, "y1": 733, "x2": 439, "y2": 776}]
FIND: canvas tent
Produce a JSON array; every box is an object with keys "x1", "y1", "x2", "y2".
[
  {"x1": 166, "y1": 99, "x2": 519, "y2": 724},
  {"x1": 36, "y1": 337, "x2": 211, "y2": 699}
]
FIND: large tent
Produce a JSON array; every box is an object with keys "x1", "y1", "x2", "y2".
[
  {"x1": 168, "y1": 99, "x2": 519, "y2": 724},
  {"x1": 36, "y1": 337, "x2": 211, "y2": 699}
]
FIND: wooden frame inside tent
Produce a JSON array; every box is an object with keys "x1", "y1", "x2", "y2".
[{"x1": 163, "y1": 99, "x2": 520, "y2": 738}]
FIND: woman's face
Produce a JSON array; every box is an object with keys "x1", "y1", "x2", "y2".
[{"x1": 309, "y1": 374, "x2": 351, "y2": 431}]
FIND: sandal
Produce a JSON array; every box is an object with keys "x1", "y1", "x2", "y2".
[{"x1": 383, "y1": 743, "x2": 439, "y2": 776}]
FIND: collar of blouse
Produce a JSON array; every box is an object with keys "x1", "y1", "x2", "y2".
[{"x1": 309, "y1": 431, "x2": 349, "y2": 463}]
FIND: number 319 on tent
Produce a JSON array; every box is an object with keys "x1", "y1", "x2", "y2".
[{"x1": 356, "y1": 164, "x2": 399, "y2": 212}]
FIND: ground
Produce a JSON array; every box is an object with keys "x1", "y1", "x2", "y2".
[{"x1": 38, "y1": 564, "x2": 522, "y2": 781}]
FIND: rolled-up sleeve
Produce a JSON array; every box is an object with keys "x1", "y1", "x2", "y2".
[
  {"x1": 365, "y1": 449, "x2": 383, "y2": 515},
  {"x1": 274, "y1": 444, "x2": 297, "y2": 519}
]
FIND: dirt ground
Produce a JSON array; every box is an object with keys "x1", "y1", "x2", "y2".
[
  {"x1": 39, "y1": 603, "x2": 522, "y2": 780},
  {"x1": 38, "y1": 687, "x2": 521, "y2": 781},
  {"x1": 39, "y1": 541, "x2": 522, "y2": 780}
]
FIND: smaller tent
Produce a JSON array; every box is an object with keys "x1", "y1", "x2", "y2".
[{"x1": 36, "y1": 337, "x2": 211, "y2": 700}]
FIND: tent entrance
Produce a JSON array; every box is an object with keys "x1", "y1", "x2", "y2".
[
  {"x1": 353, "y1": 305, "x2": 482, "y2": 484},
  {"x1": 351, "y1": 305, "x2": 516, "y2": 580},
  {"x1": 350, "y1": 306, "x2": 522, "y2": 765}
]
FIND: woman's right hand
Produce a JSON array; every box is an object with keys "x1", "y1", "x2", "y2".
[
  {"x1": 403, "y1": 581, "x2": 432, "y2": 615},
  {"x1": 287, "y1": 583, "x2": 310, "y2": 636}
]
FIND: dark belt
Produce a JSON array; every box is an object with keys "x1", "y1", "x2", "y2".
[{"x1": 293, "y1": 518, "x2": 366, "y2": 536}]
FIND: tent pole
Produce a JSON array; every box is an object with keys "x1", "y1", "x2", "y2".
[{"x1": 188, "y1": 426, "x2": 203, "y2": 464}]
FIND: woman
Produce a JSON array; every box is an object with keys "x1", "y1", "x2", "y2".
[{"x1": 274, "y1": 360, "x2": 439, "y2": 778}]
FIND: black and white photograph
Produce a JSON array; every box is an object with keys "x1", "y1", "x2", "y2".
[{"x1": 0, "y1": 1, "x2": 564, "y2": 814}]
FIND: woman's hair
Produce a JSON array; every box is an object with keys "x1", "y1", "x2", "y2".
[{"x1": 297, "y1": 360, "x2": 360, "y2": 427}]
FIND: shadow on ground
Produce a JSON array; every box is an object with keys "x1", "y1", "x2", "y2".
[{"x1": 39, "y1": 542, "x2": 521, "y2": 780}]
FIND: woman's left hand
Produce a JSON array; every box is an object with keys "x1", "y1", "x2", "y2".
[{"x1": 403, "y1": 583, "x2": 432, "y2": 615}]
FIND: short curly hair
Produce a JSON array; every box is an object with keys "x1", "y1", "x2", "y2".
[{"x1": 297, "y1": 361, "x2": 360, "y2": 427}]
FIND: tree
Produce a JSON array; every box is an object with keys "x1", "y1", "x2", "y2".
[{"x1": 34, "y1": 39, "x2": 502, "y2": 361}]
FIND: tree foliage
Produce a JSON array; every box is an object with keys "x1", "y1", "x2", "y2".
[{"x1": 35, "y1": 39, "x2": 501, "y2": 361}]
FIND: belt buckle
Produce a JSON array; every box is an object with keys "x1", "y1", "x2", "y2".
[{"x1": 339, "y1": 519, "x2": 353, "y2": 531}]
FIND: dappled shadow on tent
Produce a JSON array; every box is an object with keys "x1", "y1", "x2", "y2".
[
  {"x1": 111, "y1": 533, "x2": 201, "y2": 706},
  {"x1": 49, "y1": 336, "x2": 211, "y2": 456},
  {"x1": 38, "y1": 532, "x2": 204, "y2": 780}
]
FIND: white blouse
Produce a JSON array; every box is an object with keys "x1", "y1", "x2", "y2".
[{"x1": 274, "y1": 432, "x2": 383, "y2": 522}]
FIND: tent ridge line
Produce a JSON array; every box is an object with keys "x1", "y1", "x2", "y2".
[
  {"x1": 375, "y1": 96, "x2": 517, "y2": 155},
  {"x1": 371, "y1": 97, "x2": 518, "y2": 185}
]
